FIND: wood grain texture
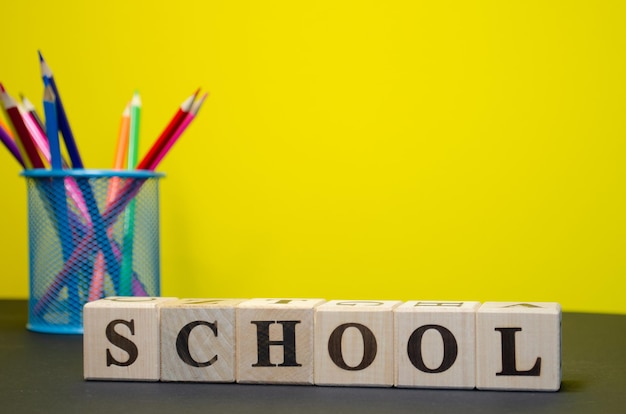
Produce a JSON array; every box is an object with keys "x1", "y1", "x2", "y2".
[
  {"x1": 83, "y1": 297, "x2": 176, "y2": 381},
  {"x1": 476, "y1": 302, "x2": 561, "y2": 391},
  {"x1": 314, "y1": 300, "x2": 401, "y2": 387},
  {"x1": 395, "y1": 300, "x2": 480, "y2": 389},
  {"x1": 160, "y1": 298, "x2": 247, "y2": 382},
  {"x1": 236, "y1": 298, "x2": 326, "y2": 384}
]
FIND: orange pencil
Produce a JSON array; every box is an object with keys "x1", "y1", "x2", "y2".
[
  {"x1": 0, "y1": 117, "x2": 14, "y2": 139},
  {"x1": 88, "y1": 103, "x2": 130, "y2": 301}
]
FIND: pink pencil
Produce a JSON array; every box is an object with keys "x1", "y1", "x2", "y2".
[
  {"x1": 20, "y1": 104, "x2": 50, "y2": 165},
  {"x1": 149, "y1": 92, "x2": 208, "y2": 169}
]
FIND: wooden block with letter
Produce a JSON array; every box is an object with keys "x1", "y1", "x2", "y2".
[
  {"x1": 236, "y1": 298, "x2": 326, "y2": 384},
  {"x1": 314, "y1": 300, "x2": 401, "y2": 387},
  {"x1": 394, "y1": 300, "x2": 480, "y2": 389},
  {"x1": 476, "y1": 302, "x2": 561, "y2": 391},
  {"x1": 83, "y1": 296, "x2": 176, "y2": 381},
  {"x1": 160, "y1": 298, "x2": 247, "y2": 382}
]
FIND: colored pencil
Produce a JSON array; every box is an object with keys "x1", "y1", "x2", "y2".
[
  {"x1": 0, "y1": 117, "x2": 14, "y2": 138},
  {"x1": 20, "y1": 104, "x2": 50, "y2": 167},
  {"x1": 43, "y1": 85, "x2": 70, "y2": 256},
  {"x1": 33, "y1": 61, "x2": 126, "y2": 292},
  {"x1": 39, "y1": 51, "x2": 83, "y2": 168},
  {"x1": 109, "y1": 103, "x2": 131, "y2": 202},
  {"x1": 128, "y1": 92, "x2": 141, "y2": 169},
  {"x1": 136, "y1": 89, "x2": 198, "y2": 170},
  {"x1": 120, "y1": 92, "x2": 142, "y2": 295},
  {"x1": 113, "y1": 104, "x2": 131, "y2": 171},
  {"x1": 40, "y1": 85, "x2": 90, "y2": 223},
  {"x1": 150, "y1": 92, "x2": 208, "y2": 169},
  {"x1": 89, "y1": 102, "x2": 131, "y2": 300},
  {"x1": 43, "y1": 85, "x2": 62, "y2": 170},
  {"x1": 20, "y1": 94, "x2": 45, "y2": 133},
  {"x1": 43, "y1": 83, "x2": 78, "y2": 319},
  {"x1": 0, "y1": 122, "x2": 25, "y2": 167},
  {"x1": 0, "y1": 83, "x2": 44, "y2": 169}
]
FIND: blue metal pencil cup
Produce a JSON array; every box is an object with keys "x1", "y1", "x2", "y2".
[{"x1": 22, "y1": 169, "x2": 163, "y2": 334}]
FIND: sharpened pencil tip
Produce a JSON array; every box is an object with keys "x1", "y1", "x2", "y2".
[
  {"x1": 38, "y1": 51, "x2": 53, "y2": 78},
  {"x1": 131, "y1": 91, "x2": 142, "y2": 106},
  {"x1": 191, "y1": 92, "x2": 209, "y2": 115},
  {"x1": 0, "y1": 83, "x2": 5, "y2": 93}
]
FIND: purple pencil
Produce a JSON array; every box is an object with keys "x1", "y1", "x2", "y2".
[{"x1": 0, "y1": 123, "x2": 25, "y2": 167}]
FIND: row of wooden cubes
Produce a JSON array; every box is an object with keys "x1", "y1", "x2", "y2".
[{"x1": 83, "y1": 298, "x2": 561, "y2": 391}]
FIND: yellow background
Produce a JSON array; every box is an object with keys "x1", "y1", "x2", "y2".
[{"x1": 1, "y1": 1, "x2": 624, "y2": 314}]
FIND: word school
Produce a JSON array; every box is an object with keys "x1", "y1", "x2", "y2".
[{"x1": 83, "y1": 298, "x2": 561, "y2": 391}]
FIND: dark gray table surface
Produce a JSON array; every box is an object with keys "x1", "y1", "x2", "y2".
[{"x1": 1, "y1": 300, "x2": 624, "y2": 413}]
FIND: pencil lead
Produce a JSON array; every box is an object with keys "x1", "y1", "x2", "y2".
[
  {"x1": 191, "y1": 92, "x2": 209, "y2": 115},
  {"x1": 38, "y1": 51, "x2": 53, "y2": 78}
]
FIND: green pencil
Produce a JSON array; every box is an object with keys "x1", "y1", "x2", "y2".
[{"x1": 120, "y1": 91, "x2": 141, "y2": 295}]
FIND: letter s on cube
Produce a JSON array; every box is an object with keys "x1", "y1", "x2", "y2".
[{"x1": 83, "y1": 297, "x2": 176, "y2": 381}]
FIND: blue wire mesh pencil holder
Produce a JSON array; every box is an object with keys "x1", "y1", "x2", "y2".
[{"x1": 22, "y1": 169, "x2": 164, "y2": 334}]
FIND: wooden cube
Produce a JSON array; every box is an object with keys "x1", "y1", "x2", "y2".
[
  {"x1": 476, "y1": 302, "x2": 561, "y2": 391},
  {"x1": 314, "y1": 300, "x2": 401, "y2": 387},
  {"x1": 160, "y1": 298, "x2": 247, "y2": 382},
  {"x1": 394, "y1": 300, "x2": 480, "y2": 389},
  {"x1": 236, "y1": 298, "x2": 326, "y2": 384},
  {"x1": 83, "y1": 297, "x2": 176, "y2": 381}
]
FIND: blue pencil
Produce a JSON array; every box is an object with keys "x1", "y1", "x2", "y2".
[
  {"x1": 38, "y1": 51, "x2": 83, "y2": 168},
  {"x1": 43, "y1": 83, "x2": 80, "y2": 322},
  {"x1": 39, "y1": 52, "x2": 123, "y2": 291},
  {"x1": 43, "y1": 85, "x2": 62, "y2": 170}
]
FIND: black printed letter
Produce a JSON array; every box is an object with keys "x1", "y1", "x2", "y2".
[
  {"x1": 406, "y1": 324, "x2": 458, "y2": 373},
  {"x1": 495, "y1": 327, "x2": 541, "y2": 376},
  {"x1": 176, "y1": 320, "x2": 219, "y2": 367},
  {"x1": 106, "y1": 319, "x2": 138, "y2": 367},
  {"x1": 251, "y1": 320, "x2": 302, "y2": 367},
  {"x1": 327, "y1": 323, "x2": 378, "y2": 371}
]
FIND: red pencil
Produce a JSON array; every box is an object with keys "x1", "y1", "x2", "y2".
[
  {"x1": 0, "y1": 83, "x2": 44, "y2": 169},
  {"x1": 135, "y1": 89, "x2": 198, "y2": 171},
  {"x1": 149, "y1": 92, "x2": 208, "y2": 170}
]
